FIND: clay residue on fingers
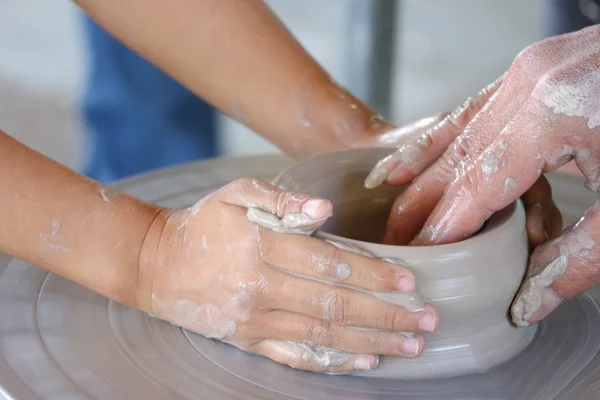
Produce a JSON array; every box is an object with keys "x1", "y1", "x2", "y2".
[
  {"x1": 247, "y1": 204, "x2": 429, "y2": 370},
  {"x1": 261, "y1": 339, "x2": 377, "y2": 372},
  {"x1": 504, "y1": 178, "x2": 518, "y2": 196},
  {"x1": 98, "y1": 186, "x2": 119, "y2": 203},
  {"x1": 574, "y1": 148, "x2": 600, "y2": 192},
  {"x1": 285, "y1": 341, "x2": 352, "y2": 367},
  {"x1": 364, "y1": 142, "x2": 427, "y2": 189},
  {"x1": 245, "y1": 207, "x2": 329, "y2": 235},
  {"x1": 511, "y1": 255, "x2": 567, "y2": 326},
  {"x1": 40, "y1": 217, "x2": 70, "y2": 254},
  {"x1": 512, "y1": 231, "x2": 595, "y2": 326},
  {"x1": 481, "y1": 154, "x2": 500, "y2": 176},
  {"x1": 364, "y1": 154, "x2": 395, "y2": 189},
  {"x1": 541, "y1": 70, "x2": 600, "y2": 129}
]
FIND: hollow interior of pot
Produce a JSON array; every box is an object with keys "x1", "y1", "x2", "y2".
[
  {"x1": 312, "y1": 171, "x2": 489, "y2": 244},
  {"x1": 273, "y1": 148, "x2": 500, "y2": 245},
  {"x1": 315, "y1": 171, "x2": 402, "y2": 242}
]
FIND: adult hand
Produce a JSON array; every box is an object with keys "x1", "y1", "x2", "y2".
[
  {"x1": 136, "y1": 178, "x2": 439, "y2": 373},
  {"x1": 364, "y1": 26, "x2": 600, "y2": 326},
  {"x1": 364, "y1": 75, "x2": 562, "y2": 250}
]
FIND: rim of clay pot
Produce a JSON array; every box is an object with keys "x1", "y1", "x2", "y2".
[
  {"x1": 272, "y1": 147, "x2": 524, "y2": 257},
  {"x1": 315, "y1": 202, "x2": 520, "y2": 258}
]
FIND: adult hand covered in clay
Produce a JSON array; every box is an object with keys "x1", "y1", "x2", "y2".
[
  {"x1": 364, "y1": 82, "x2": 562, "y2": 250},
  {"x1": 136, "y1": 178, "x2": 438, "y2": 373},
  {"x1": 365, "y1": 26, "x2": 600, "y2": 326}
]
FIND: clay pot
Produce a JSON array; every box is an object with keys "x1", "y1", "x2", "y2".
[{"x1": 272, "y1": 148, "x2": 536, "y2": 379}]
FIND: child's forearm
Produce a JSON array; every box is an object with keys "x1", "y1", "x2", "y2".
[
  {"x1": 74, "y1": 0, "x2": 391, "y2": 158},
  {"x1": 0, "y1": 130, "x2": 159, "y2": 306}
]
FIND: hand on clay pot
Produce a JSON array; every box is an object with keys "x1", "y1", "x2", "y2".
[
  {"x1": 136, "y1": 178, "x2": 439, "y2": 373},
  {"x1": 364, "y1": 76, "x2": 562, "y2": 250},
  {"x1": 364, "y1": 25, "x2": 600, "y2": 326}
]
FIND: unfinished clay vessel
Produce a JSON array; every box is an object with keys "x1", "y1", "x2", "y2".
[{"x1": 272, "y1": 148, "x2": 536, "y2": 379}]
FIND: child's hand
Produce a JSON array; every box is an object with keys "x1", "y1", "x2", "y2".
[{"x1": 135, "y1": 178, "x2": 438, "y2": 373}]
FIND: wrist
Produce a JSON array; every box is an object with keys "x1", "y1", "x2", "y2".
[
  {"x1": 292, "y1": 80, "x2": 396, "y2": 158},
  {"x1": 135, "y1": 207, "x2": 176, "y2": 314}
]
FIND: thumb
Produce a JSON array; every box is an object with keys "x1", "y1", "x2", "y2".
[
  {"x1": 511, "y1": 200, "x2": 600, "y2": 326},
  {"x1": 219, "y1": 177, "x2": 333, "y2": 232}
]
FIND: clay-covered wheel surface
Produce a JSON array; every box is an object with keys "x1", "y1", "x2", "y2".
[{"x1": 0, "y1": 154, "x2": 599, "y2": 400}]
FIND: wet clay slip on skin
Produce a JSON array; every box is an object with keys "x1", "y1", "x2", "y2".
[
  {"x1": 1, "y1": 154, "x2": 600, "y2": 399},
  {"x1": 271, "y1": 148, "x2": 537, "y2": 379}
]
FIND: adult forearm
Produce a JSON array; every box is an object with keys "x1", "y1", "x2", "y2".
[
  {"x1": 74, "y1": 0, "x2": 390, "y2": 158},
  {"x1": 0, "y1": 130, "x2": 159, "y2": 306}
]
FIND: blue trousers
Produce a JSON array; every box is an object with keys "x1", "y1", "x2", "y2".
[
  {"x1": 546, "y1": 0, "x2": 597, "y2": 35},
  {"x1": 80, "y1": 15, "x2": 217, "y2": 183}
]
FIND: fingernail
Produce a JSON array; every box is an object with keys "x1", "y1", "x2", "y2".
[
  {"x1": 396, "y1": 275, "x2": 416, "y2": 293},
  {"x1": 302, "y1": 199, "x2": 329, "y2": 219},
  {"x1": 526, "y1": 287, "x2": 563, "y2": 325},
  {"x1": 419, "y1": 312, "x2": 436, "y2": 333},
  {"x1": 354, "y1": 356, "x2": 376, "y2": 370},
  {"x1": 387, "y1": 162, "x2": 409, "y2": 182},
  {"x1": 402, "y1": 337, "x2": 421, "y2": 356},
  {"x1": 364, "y1": 164, "x2": 388, "y2": 189}
]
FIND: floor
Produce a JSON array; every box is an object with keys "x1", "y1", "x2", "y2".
[{"x1": 0, "y1": 0, "x2": 545, "y2": 170}]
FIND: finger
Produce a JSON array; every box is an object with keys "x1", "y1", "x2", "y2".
[
  {"x1": 364, "y1": 73, "x2": 505, "y2": 189},
  {"x1": 265, "y1": 270, "x2": 439, "y2": 333},
  {"x1": 219, "y1": 177, "x2": 333, "y2": 223},
  {"x1": 511, "y1": 200, "x2": 600, "y2": 326},
  {"x1": 520, "y1": 176, "x2": 563, "y2": 249},
  {"x1": 375, "y1": 113, "x2": 448, "y2": 147},
  {"x1": 257, "y1": 310, "x2": 424, "y2": 358},
  {"x1": 411, "y1": 98, "x2": 566, "y2": 246},
  {"x1": 254, "y1": 339, "x2": 378, "y2": 373},
  {"x1": 259, "y1": 229, "x2": 417, "y2": 292},
  {"x1": 382, "y1": 166, "x2": 448, "y2": 245}
]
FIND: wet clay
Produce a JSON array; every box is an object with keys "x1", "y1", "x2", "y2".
[
  {"x1": 272, "y1": 148, "x2": 536, "y2": 379},
  {"x1": 2, "y1": 154, "x2": 600, "y2": 399}
]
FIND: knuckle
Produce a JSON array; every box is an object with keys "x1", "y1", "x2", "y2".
[
  {"x1": 310, "y1": 320, "x2": 338, "y2": 346},
  {"x1": 444, "y1": 136, "x2": 471, "y2": 169},
  {"x1": 316, "y1": 245, "x2": 343, "y2": 279},
  {"x1": 228, "y1": 177, "x2": 254, "y2": 193},
  {"x1": 379, "y1": 304, "x2": 400, "y2": 331},
  {"x1": 327, "y1": 293, "x2": 350, "y2": 324},
  {"x1": 535, "y1": 71, "x2": 559, "y2": 93},
  {"x1": 513, "y1": 40, "x2": 552, "y2": 69},
  {"x1": 363, "y1": 260, "x2": 394, "y2": 291},
  {"x1": 450, "y1": 97, "x2": 481, "y2": 128},
  {"x1": 234, "y1": 338, "x2": 255, "y2": 352},
  {"x1": 368, "y1": 331, "x2": 384, "y2": 352},
  {"x1": 456, "y1": 181, "x2": 494, "y2": 218},
  {"x1": 272, "y1": 190, "x2": 289, "y2": 215},
  {"x1": 513, "y1": 42, "x2": 537, "y2": 66},
  {"x1": 561, "y1": 258, "x2": 600, "y2": 295},
  {"x1": 286, "y1": 355, "x2": 306, "y2": 370}
]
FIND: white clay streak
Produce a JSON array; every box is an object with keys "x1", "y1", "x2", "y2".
[
  {"x1": 542, "y1": 70, "x2": 600, "y2": 129},
  {"x1": 512, "y1": 255, "x2": 567, "y2": 326},
  {"x1": 246, "y1": 207, "x2": 327, "y2": 234}
]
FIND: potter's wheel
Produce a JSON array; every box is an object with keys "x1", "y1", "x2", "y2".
[{"x1": 1, "y1": 155, "x2": 600, "y2": 399}]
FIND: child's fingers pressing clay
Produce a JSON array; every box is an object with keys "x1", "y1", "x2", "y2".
[{"x1": 136, "y1": 178, "x2": 439, "y2": 374}]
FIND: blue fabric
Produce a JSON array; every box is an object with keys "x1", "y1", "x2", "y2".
[
  {"x1": 545, "y1": 0, "x2": 597, "y2": 35},
  {"x1": 80, "y1": 15, "x2": 217, "y2": 183}
]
